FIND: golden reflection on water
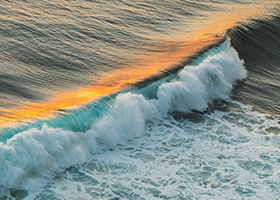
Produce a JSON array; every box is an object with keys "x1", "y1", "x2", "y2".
[{"x1": 0, "y1": 2, "x2": 278, "y2": 128}]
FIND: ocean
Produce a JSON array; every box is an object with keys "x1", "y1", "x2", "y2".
[{"x1": 0, "y1": 0, "x2": 280, "y2": 199}]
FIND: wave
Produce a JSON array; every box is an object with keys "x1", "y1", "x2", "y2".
[{"x1": 0, "y1": 39, "x2": 247, "y2": 189}]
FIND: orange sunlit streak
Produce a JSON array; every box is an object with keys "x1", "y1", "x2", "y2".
[{"x1": 0, "y1": 35, "x2": 223, "y2": 127}]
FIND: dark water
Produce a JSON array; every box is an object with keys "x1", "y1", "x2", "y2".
[
  {"x1": 229, "y1": 16, "x2": 280, "y2": 115},
  {"x1": 0, "y1": 0, "x2": 280, "y2": 199}
]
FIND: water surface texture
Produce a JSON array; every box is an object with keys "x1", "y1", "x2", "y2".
[{"x1": 0, "y1": 0, "x2": 280, "y2": 199}]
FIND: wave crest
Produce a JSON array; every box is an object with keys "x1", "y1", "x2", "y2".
[{"x1": 0, "y1": 39, "x2": 246, "y2": 189}]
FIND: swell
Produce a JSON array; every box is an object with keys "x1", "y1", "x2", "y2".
[{"x1": 228, "y1": 15, "x2": 280, "y2": 115}]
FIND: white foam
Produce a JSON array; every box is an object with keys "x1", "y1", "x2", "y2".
[{"x1": 42, "y1": 104, "x2": 280, "y2": 199}]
